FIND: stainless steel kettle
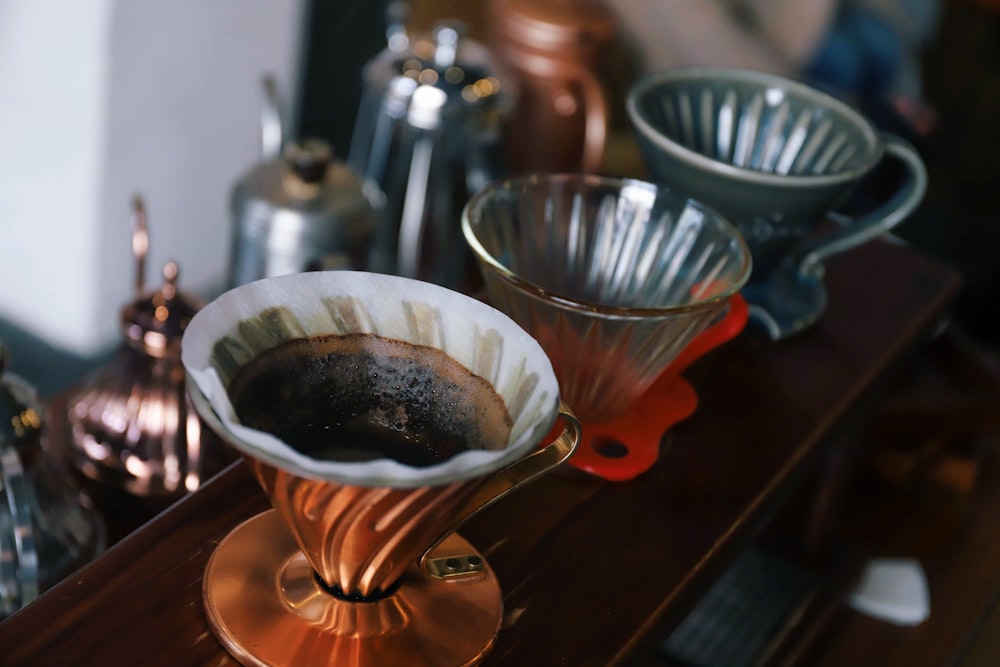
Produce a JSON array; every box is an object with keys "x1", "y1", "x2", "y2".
[
  {"x1": 1, "y1": 343, "x2": 105, "y2": 619},
  {"x1": 229, "y1": 78, "x2": 384, "y2": 287},
  {"x1": 348, "y1": 18, "x2": 512, "y2": 289}
]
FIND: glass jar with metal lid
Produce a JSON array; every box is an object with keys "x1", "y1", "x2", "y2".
[{"x1": 0, "y1": 342, "x2": 105, "y2": 619}]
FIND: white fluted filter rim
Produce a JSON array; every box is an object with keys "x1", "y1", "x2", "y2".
[{"x1": 181, "y1": 271, "x2": 560, "y2": 487}]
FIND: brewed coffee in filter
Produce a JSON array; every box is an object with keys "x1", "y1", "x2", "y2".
[{"x1": 227, "y1": 332, "x2": 513, "y2": 466}]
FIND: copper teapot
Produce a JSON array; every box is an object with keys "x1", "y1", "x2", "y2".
[
  {"x1": 67, "y1": 198, "x2": 235, "y2": 513},
  {"x1": 488, "y1": 0, "x2": 618, "y2": 173}
]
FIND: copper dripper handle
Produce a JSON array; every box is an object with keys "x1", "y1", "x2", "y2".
[{"x1": 420, "y1": 401, "x2": 581, "y2": 569}]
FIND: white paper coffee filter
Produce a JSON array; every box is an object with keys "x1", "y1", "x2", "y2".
[{"x1": 181, "y1": 271, "x2": 560, "y2": 487}]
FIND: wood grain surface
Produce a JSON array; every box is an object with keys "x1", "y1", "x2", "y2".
[{"x1": 0, "y1": 240, "x2": 960, "y2": 666}]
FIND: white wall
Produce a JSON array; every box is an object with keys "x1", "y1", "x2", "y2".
[{"x1": 0, "y1": 0, "x2": 305, "y2": 356}]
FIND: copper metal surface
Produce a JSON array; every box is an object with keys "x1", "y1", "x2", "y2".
[
  {"x1": 205, "y1": 407, "x2": 580, "y2": 666},
  {"x1": 247, "y1": 404, "x2": 580, "y2": 598},
  {"x1": 488, "y1": 0, "x2": 616, "y2": 172},
  {"x1": 204, "y1": 510, "x2": 501, "y2": 667},
  {"x1": 67, "y1": 197, "x2": 232, "y2": 506}
]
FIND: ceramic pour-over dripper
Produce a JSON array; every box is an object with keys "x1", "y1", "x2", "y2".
[
  {"x1": 462, "y1": 174, "x2": 751, "y2": 479},
  {"x1": 182, "y1": 271, "x2": 580, "y2": 667},
  {"x1": 626, "y1": 67, "x2": 927, "y2": 338}
]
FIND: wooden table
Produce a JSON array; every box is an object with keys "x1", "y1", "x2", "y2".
[{"x1": 0, "y1": 239, "x2": 961, "y2": 666}]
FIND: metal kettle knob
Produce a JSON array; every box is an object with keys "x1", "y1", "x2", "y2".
[{"x1": 284, "y1": 139, "x2": 333, "y2": 186}]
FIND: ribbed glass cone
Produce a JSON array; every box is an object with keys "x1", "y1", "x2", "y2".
[{"x1": 463, "y1": 174, "x2": 751, "y2": 422}]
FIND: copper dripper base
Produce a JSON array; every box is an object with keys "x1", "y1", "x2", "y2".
[{"x1": 204, "y1": 510, "x2": 502, "y2": 667}]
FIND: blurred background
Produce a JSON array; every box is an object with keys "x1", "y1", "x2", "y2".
[
  {"x1": 0, "y1": 0, "x2": 314, "y2": 391},
  {"x1": 1, "y1": 0, "x2": 998, "y2": 396}
]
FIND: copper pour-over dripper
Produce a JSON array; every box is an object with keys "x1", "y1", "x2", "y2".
[
  {"x1": 182, "y1": 271, "x2": 581, "y2": 666},
  {"x1": 197, "y1": 420, "x2": 577, "y2": 666}
]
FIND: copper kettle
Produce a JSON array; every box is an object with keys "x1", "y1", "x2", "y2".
[
  {"x1": 488, "y1": 0, "x2": 618, "y2": 173},
  {"x1": 67, "y1": 198, "x2": 235, "y2": 513}
]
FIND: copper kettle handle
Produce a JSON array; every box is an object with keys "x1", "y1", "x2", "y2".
[
  {"x1": 420, "y1": 401, "x2": 581, "y2": 570},
  {"x1": 796, "y1": 135, "x2": 927, "y2": 272},
  {"x1": 506, "y1": 51, "x2": 609, "y2": 172},
  {"x1": 569, "y1": 61, "x2": 609, "y2": 172}
]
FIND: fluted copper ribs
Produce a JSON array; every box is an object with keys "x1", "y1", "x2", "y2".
[{"x1": 252, "y1": 458, "x2": 490, "y2": 598}]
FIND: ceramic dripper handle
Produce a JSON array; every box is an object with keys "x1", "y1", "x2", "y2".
[{"x1": 795, "y1": 135, "x2": 927, "y2": 274}]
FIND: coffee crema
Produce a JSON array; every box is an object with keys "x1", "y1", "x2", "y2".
[{"x1": 227, "y1": 333, "x2": 513, "y2": 467}]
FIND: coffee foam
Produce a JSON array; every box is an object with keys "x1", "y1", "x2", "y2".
[{"x1": 228, "y1": 333, "x2": 513, "y2": 459}]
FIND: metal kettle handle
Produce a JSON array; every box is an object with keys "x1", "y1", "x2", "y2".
[
  {"x1": 260, "y1": 75, "x2": 284, "y2": 161},
  {"x1": 420, "y1": 402, "x2": 581, "y2": 570}
]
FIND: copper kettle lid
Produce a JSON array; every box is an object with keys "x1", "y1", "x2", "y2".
[
  {"x1": 490, "y1": 0, "x2": 616, "y2": 51},
  {"x1": 121, "y1": 198, "x2": 201, "y2": 357}
]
